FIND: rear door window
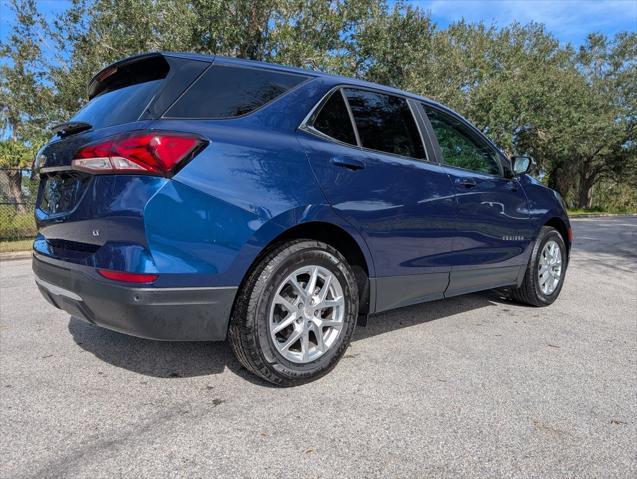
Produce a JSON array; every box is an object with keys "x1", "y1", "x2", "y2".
[
  {"x1": 165, "y1": 65, "x2": 309, "y2": 118},
  {"x1": 343, "y1": 89, "x2": 425, "y2": 159},
  {"x1": 423, "y1": 106, "x2": 500, "y2": 175},
  {"x1": 311, "y1": 90, "x2": 357, "y2": 145}
]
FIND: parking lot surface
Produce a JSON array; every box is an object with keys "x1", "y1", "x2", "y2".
[{"x1": 1, "y1": 216, "x2": 636, "y2": 478}]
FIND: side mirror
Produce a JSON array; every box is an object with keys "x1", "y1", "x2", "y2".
[{"x1": 511, "y1": 155, "x2": 534, "y2": 176}]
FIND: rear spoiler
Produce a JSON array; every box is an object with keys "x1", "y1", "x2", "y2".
[{"x1": 87, "y1": 52, "x2": 170, "y2": 99}]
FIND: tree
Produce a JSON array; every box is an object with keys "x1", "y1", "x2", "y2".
[
  {"x1": 0, "y1": 0, "x2": 52, "y2": 212},
  {"x1": 350, "y1": 1, "x2": 435, "y2": 88},
  {"x1": 569, "y1": 33, "x2": 637, "y2": 208},
  {"x1": 48, "y1": 0, "x2": 386, "y2": 119},
  {"x1": 1, "y1": 0, "x2": 635, "y2": 212},
  {"x1": 49, "y1": 0, "x2": 196, "y2": 119}
]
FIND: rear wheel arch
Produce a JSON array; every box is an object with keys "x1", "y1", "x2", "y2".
[{"x1": 238, "y1": 221, "x2": 372, "y2": 317}]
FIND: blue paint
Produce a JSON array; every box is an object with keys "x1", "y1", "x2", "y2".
[{"x1": 33, "y1": 54, "x2": 570, "y2": 297}]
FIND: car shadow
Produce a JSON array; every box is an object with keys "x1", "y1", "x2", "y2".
[
  {"x1": 68, "y1": 291, "x2": 511, "y2": 383},
  {"x1": 68, "y1": 317, "x2": 235, "y2": 378},
  {"x1": 354, "y1": 291, "x2": 509, "y2": 342}
]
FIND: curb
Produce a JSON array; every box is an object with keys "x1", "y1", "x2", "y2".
[
  {"x1": 0, "y1": 251, "x2": 33, "y2": 262},
  {"x1": 569, "y1": 213, "x2": 637, "y2": 219}
]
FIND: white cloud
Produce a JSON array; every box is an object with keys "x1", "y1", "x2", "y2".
[{"x1": 416, "y1": 0, "x2": 637, "y2": 44}]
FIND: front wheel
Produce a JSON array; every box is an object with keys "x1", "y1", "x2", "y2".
[
  {"x1": 510, "y1": 226, "x2": 568, "y2": 306},
  {"x1": 228, "y1": 240, "x2": 359, "y2": 386}
]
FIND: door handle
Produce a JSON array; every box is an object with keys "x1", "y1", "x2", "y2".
[
  {"x1": 330, "y1": 156, "x2": 365, "y2": 171},
  {"x1": 455, "y1": 178, "x2": 477, "y2": 188}
]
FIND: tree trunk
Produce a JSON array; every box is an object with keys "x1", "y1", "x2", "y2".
[
  {"x1": 548, "y1": 164, "x2": 572, "y2": 201},
  {"x1": 576, "y1": 169, "x2": 596, "y2": 210},
  {"x1": 6, "y1": 170, "x2": 27, "y2": 214}
]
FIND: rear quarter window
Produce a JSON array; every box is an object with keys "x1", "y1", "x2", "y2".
[
  {"x1": 311, "y1": 90, "x2": 357, "y2": 145},
  {"x1": 165, "y1": 65, "x2": 309, "y2": 119}
]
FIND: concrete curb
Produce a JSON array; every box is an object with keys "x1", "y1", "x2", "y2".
[
  {"x1": 569, "y1": 213, "x2": 637, "y2": 219},
  {"x1": 0, "y1": 251, "x2": 33, "y2": 262}
]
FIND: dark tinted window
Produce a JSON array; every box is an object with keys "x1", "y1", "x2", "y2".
[
  {"x1": 424, "y1": 106, "x2": 500, "y2": 175},
  {"x1": 71, "y1": 79, "x2": 162, "y2": 130},
  {"x1": 312, "y1": 90, "x2": 357, "y2": 145},
  {"x1": 343, "y1": 89, "x2": 425, "y2": 159},
  {"x1": 166, "y1": 65, "x2": 308, "y2": 118}
]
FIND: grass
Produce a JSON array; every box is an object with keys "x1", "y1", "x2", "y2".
[
  {"x1": 0, "y1": 238, "x2": 33, "y2": 253},
  {"x1": 0, "y1": 206, "x2": 36, "y2": 240},
  {"x1": 567, "y1": 208, "x2": 636, "y2": 216}
]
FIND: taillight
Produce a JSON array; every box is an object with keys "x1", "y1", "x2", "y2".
[
  {"x1": 72, "y1": 132, "x2": 205, "y2": 176},
  {"x1": 98, "y1": 269, "x2": 159, "y2": 283}
]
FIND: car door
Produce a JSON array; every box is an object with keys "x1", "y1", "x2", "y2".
[
  {"x1": 298, "y1": 87, "x2": 457, "y2": 312},
  {"x1": 421, "y1": 103, "x2": 535, "y2": 296}
]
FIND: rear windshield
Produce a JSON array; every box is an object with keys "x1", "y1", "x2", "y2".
[
  {"x1": 165, "y1": 65, "x2": 309, "y2": 119},
  {"x1": 70, "y1": 79, "x2": 162, "y2": 130}
]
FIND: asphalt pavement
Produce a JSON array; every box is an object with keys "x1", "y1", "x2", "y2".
[{"x1": 1, "y1": 216, "x2": 636, "y2": 478}]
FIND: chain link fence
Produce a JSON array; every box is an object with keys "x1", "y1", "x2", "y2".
[{"x1": 0, "y1": 168, "x2": 38, "y2": 241}]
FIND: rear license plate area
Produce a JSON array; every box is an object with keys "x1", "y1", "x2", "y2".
[{"x1": 38, "y1": 172, "x2": 89, "y2": 215}]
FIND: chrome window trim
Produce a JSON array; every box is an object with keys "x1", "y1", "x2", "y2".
[{"x1": 298, "y1": 84, "x2": 439, "y2": 166}]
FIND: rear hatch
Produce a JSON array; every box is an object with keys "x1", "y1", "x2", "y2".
[{"x1": 34, "y1": 53, "x2": 210, "y2": 264}]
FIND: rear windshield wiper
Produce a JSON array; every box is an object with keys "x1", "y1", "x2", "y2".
[{"x1": 51, "y1": 121, "x2": 92, "y2": 138}]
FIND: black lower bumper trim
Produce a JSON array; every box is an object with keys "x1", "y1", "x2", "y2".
[{"x1": 33, "y1": 255, "x2": 237, "y2": 341}]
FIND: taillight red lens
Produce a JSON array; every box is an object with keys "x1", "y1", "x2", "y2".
[
  {"x1": 98, "y1": 269, "x2": 159, "y2": 283},
  {"x1": 73, "y1": 133, "x2": 204, "y2": 175}
]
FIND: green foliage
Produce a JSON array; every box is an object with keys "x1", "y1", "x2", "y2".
[
  {"x1": 589, "y1": 181, "x2": 637, "y2": 213},
  {"x1": 0, "y1": 0, "x2": 53, "y2": 167},
  {"x1": 0, "y1": 0, "x2": 635, "y2": 212},
  {"x1": 0, "y1": 205, "x2": 36, "y2": 240},
  {"x1": 0, "y1": 139, "x2": 39, "y2": 169}
]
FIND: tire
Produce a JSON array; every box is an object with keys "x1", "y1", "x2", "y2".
[
  {"x1": 510, "y1": 226, "x2": 567, "y2": 307},
  {"x1": 228, "y1": 240, "x2": 359, "y2": 386}
]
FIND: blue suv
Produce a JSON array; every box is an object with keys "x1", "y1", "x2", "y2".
[{"x1": 33, "y1": 52, "x2": 571, "y2": 385}]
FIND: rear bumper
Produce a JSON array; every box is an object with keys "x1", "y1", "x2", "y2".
[{"x1": 32, "y1": 254, "x2": 237, "y2": 341}]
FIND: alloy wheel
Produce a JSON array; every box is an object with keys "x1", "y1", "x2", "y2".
[
  {"x1": 538, "y1": 240, "x2": 563, "y2": 295},
  {"x1": 269, "y1": 265, "x2": 345, "y2": 363}
]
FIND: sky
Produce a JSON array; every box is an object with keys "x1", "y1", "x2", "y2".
[
  {"x1": 0, "y1": 0, "x2": 636, "y2": 48},
  {"x1": 422, "y1": 0, "x2": 637, "y2": 45}
]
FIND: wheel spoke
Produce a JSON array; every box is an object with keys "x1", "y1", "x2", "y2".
[
  {"x1": 306, "y1": 266, "x2": 319, "y2": 296},
  {"x1": 274, "y1": 294, "x2": 296, "y2": 313},
  {"x1": 301, "y1": 329, "x2": 310, "y2": 361},
  {"x1": 313, "y1": 323, "x2": 326, "y2": 352},
  {"x1": 280, "y1": 327, "x2": 302, "y2": 351},
  {"x1": 272, "y1": 312, "x2": 298, "y2": 334},
  {"x1": 319, "y1": 296, "x2": 344, "y2": 309},
  {"x1": 318, "y1": 273, "x2": 332, "y2": 301},
  {"x1": 289, "y1": 277, "x2": 307, "y2": 300},
  {"x1": 321, "y1": 319, "x2": 343, "y2": 330}
]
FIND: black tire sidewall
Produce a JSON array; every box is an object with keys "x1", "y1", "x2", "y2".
[
  {"x1": 531, "y1": 229, "x2": 567, "y2": 305},
  {"x1": 251, "y1": 243, "x2": 358, "y2": 381}
]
